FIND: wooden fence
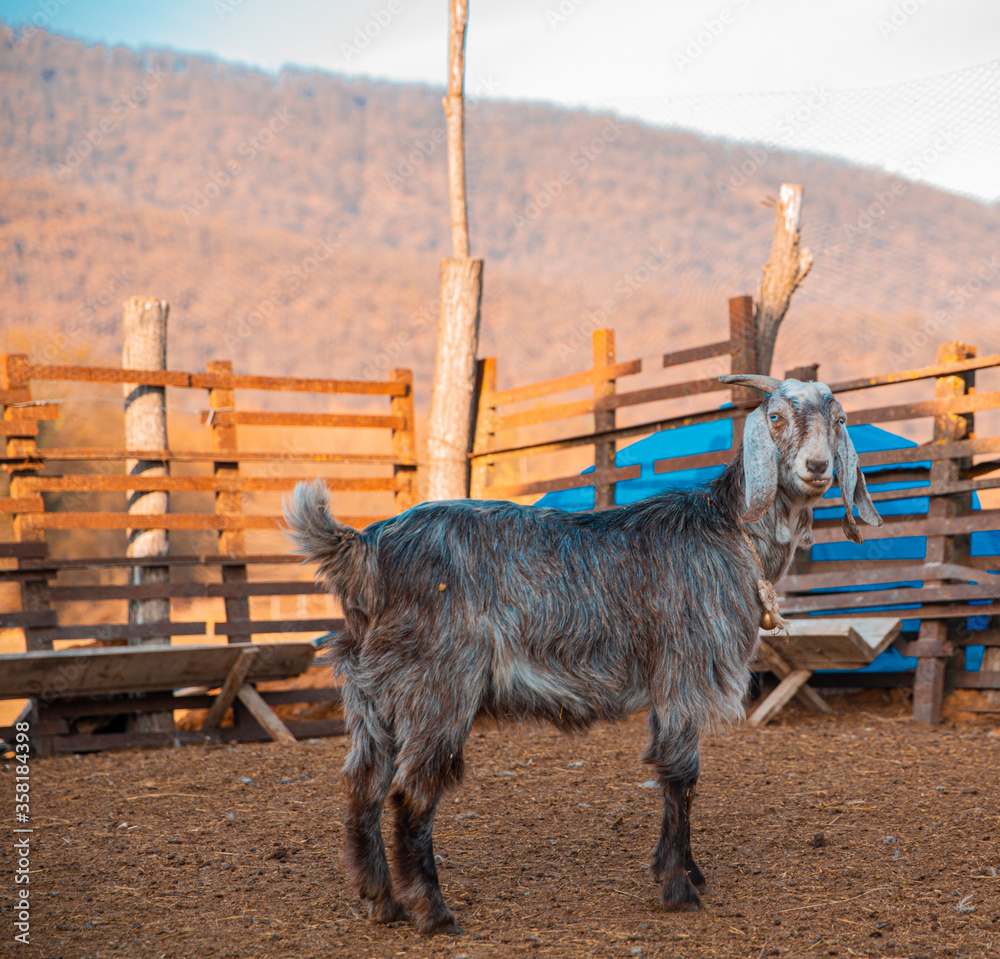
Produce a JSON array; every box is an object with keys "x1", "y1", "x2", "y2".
[
  {"x1": 0, "y1": 354, "x2": 417, "y2": 653},
  {"x1": 470, "y1": 304, "x2": 1000, "y2": 722}
]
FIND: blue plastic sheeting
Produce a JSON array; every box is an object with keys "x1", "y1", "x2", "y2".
[{"x1": 537, "y1": 420, "x2": 999, "y2": 674}]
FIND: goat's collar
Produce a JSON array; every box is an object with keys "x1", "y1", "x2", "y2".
[{"x1": 740, "y1": 526, "x2": 790, "y2": 634}]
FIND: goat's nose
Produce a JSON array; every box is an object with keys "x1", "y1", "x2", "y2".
[{"x1": 806, "y1": 458, "x2": 830, "y2": 476}]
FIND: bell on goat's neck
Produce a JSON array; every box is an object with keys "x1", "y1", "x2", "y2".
[{"x1": 760, "y1": 609, "x2": 776, "y2": 631}]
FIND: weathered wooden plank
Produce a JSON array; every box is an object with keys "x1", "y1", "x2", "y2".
[
  {"x1": 858, "y1": 436, "x2": 1000, "y2": 469},
  {"x1": 947, "y1": 670, "x2": 1000, "y2": 690},
  {"x1": 785, "y1": 603, "x2": 1000, "y2": 620},
  {"x1": 653, "y1": 448, "x2": 731, "y2": 475},
  {"x1": 488, "y1": 360, "x2": 643, "y2": 407},
  {"x1": 779, "y1": 562, "x2": 998, "y2": 594},
  {"x1": 828, "y1": 352, "x2": 1000, "y2": 394},
  {"x1": 0, "y1": 642, "x2": 315, "y2": 699},
  {"x1": 0, "y1": 496, "x2": 45, "y2": 513},
  {"x1": 212, "y1": 618, "x2": 342, "y2": 635},
  {"x1": 3, "y1": 447, "x2": 414, "y2": 465},
  {"x1": 845, "y1": 391, "x2": 1000, "y2": 427},
  {"x1": 31, "y1": 622, "x2": 208, "y2": 642},
  {"x1": 25, "y1": 364, "x2": 194, "y2": 387},
  {"x1": 189, "y1": 371, "x2": 406, "y2": 395},
  {"x1": 483, "y1": 465, "x2": 642, "y2": 500},
  {"x1": 754, "y1": 617, "x2": 900, "y2": 668},
  {"x1": 37, "y1": 686, "x2": 341, "y2": 718},
  {"x1": 473, "y1": 405, "x2": 744, "y2": 463},
  {"x1": 811, "y1": 510, "x2": 1000, "y2": 545},
  {"x1": 48, "y1": 580, "x2": 324, "y2": 601},
  {"x1": 0, "y1": 388, "x2": 31, "y2": 404},
  {"x1": 30, "y1": 512, "x2": 383, "y2": 531},
  {"x1": 22, "y1": 475, "x2": 397, "y2": 494},
  {"x1": 0, "y1": 541, "x2": 47, "y2": 558},
  {"x1": 6, "y1": 552, "x2": 299, "y2": 571},
  {"x1": 780, "y1": 580, "x2": 1000, "y2": 613},
  {"x1": 662, "y1": 340, "x2": 732, "y2": 368},
  {"x1": 0, "y1": 609, "x2": 58, "y2": 628},
  {"x1": 818, "y1": 475, "x2": 1000, "y2": 511},
  {"x1": 494, "y1": 377, "x2": 728, "y2": 432},
  {"x1": 205, "y1": 410, "x2": 406, "y2": 430}
]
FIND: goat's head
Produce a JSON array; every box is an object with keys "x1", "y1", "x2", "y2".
[{"x1": 719, "y1": 374, "x2": 882, "y2": 544}]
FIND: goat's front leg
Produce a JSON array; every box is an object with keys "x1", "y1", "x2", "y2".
[{"x1": 644, "y1": 714, "x2": 703, "y2": 910}]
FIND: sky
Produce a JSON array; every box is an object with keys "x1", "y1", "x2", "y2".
[{"x1": 5, "y1": 0, "x2": 1000, "y2": 203}]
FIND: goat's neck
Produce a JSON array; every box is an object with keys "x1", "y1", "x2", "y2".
[
  {"x1": 715, "y1": 454, "x2": 816, "y2": 583},
  {"x1": 742, "y1": 492, "x2": 814, "y2": 583}
]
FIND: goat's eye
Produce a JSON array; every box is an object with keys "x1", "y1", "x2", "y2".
[
  {"x1": 769, "y1": 413, "x2": 780, "y2": 423},
  {"x1": 837, "y1": 417, "x2": 846, "y2": 427}
]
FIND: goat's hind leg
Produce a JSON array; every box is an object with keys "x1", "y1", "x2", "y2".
[
  {"x1": 644, "y1": 714, "x2": 703, "y2": 911},
  {"x1": 392, "y1": 742, "x2": 467, "y2": 935},
  {"x1": 342, "y1": 713, "x2": 406, "y2": 923}
]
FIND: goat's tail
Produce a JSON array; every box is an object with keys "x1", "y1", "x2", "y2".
[{"x1": 283, "y1": 479, "x2": 368, "y2": 602}]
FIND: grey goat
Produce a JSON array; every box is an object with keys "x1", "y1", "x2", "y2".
[{"x1": 284, "y1": 373, "x2": 881, "y2": 934}]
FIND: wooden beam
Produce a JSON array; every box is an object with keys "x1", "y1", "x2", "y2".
[
  {"x1": 236, "y1": 684, "x2": 297, "y2": 744},
  {"x1": 203, "y1": 648, "x2": 259, "y2": 729}
]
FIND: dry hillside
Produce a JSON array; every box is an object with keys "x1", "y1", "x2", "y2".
[{"x1": 1, "y1": 24, "x2": 998, "y2": 402}]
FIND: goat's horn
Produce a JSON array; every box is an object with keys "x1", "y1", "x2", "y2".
[{"x1": 719, "y1": 374, "x2": 783, "y2": 395}]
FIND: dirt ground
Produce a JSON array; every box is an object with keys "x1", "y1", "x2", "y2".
[{"x1": 7, "y1": 692, "x2": 1000, "y2": 959}]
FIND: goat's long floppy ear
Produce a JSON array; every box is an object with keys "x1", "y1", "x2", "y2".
[
  {"x1": 741, "y1": 403, "x2": 780, "y2": 523},
  {"x1": 835, "y1": 426, "x2": 882, "y2": 544}
]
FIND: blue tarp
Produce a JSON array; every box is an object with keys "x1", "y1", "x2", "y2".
[{"x1": 537, "y1": 419, "x2": 999, "y2": 673}]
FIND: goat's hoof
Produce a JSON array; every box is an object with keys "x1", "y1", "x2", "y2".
[
  {"x1": 415, "y1": 905, "x2": 461, "y2": 936},
  {"x1": 660, "y1": 879, "x2": 702, "y2": 912},
  {"x1": 687, "y1": 861, "x2": 707, "y2": 892},
  {"x1": 367, "y1": 896, "x2": 408, "y2": 924}
]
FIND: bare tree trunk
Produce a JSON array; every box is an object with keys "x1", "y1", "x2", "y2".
[
  {"x1": 444, "y1": 0, "x2": 470, "y2": 259},
  {"x1": 754, "y1": 183, "x2": 813, "y2": 375},
  {"x1": 122, "y1": 296, "x2": 174, "y2": 733},
  {"x1": 426, "y1": 0, "x2": 484, "y2": 500}
]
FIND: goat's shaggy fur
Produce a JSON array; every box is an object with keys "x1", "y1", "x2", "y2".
[{"x1": 284, "y1": 375, "x2": 881, "y2": 934}]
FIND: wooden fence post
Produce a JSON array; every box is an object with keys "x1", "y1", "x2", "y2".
[
  {"x1": 728, "y1": 295, "x2": 758, "y2": 449},
  {"x1": 470, "y1": 357, "x2": 497, "y2": 500},
  {"x1": 912, "y1": 341, "x2": 976, "y2": 723},
  {"x1": 2, "y1": 354, "x2": 54, "y2": 652},
  {"x1": 592, "y1": 329, "x2": 617, "y2": 510},
  {"x1": 207, "y1": 360, "x2": 251, "y2": 645},
  {"x1": 122, "y1": 297, "x2": 173, "y2": 733},
  {"x1": 390, "y1": 369, "x2": 418, "y2": 513}
]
